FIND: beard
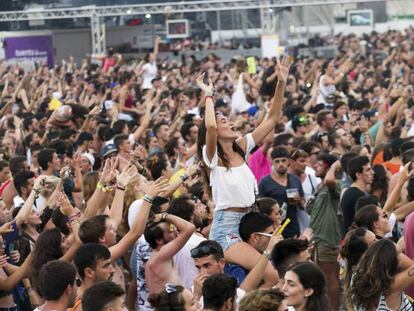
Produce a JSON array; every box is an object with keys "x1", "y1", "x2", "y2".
[{"x1": 277, "y1": 167, "x2": 288, "y2": 175}]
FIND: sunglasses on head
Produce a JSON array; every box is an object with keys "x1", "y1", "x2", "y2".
[{"x1": 191, "y1": 244, "x2": 222, "y2": 258}]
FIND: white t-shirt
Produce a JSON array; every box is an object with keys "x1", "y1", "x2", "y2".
[
  {"x1": 142, "y1": 62, "x2": 157, "y2": 89},
  {"x1": 297, "y1": 167, "x2": 321, "y2": 233},
  {"x1": 128, "y1": 199, "x2": 143, "y2": 228},
  {"x1": 385, "y1": 212, "x2": 397, "y2": 239},
  {"x1": 202, "y1": 133, "x2": 257, "y2": 211},
  {"x1": 173, "y1": 233, "x2": 206, "y2": 289},
  {"x1": 303, "y1": 167, "x2": 321, "y2": 203}
]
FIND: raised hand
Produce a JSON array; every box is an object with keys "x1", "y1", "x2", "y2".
[
  {"x1": 56, "y1": 191, "x2": 74, "y2": 217},
  {"x1": 185, "y1": 163, "x2": 200, "y2": 178},
  {"x1": 33, "y1": 175, "x2": 48, "y2": 192},
  {"x1": 195, "y1": 73, "x2": 214, "y2": 96},
  {"x1": 132, "y1": 145, "x2": 148, "y2": 161},
  {"x1": 0, "y1": 221, "x2": 14, "y2": 235},
  {"x1": 99, "y1": 157, "x2": 118, "y2": 185},
  {"x1": 275, "y1": 55, "x2": 293, "y2": 84},
  {"x1": 146, "y1": 177, "x2": 170, "y2": 198},
  {"x1": 400, "y1": 162, "x2": 413, "y2": 182},
  {"x1": 116, "y1": 164, "x2": 138, "y2": 188}
]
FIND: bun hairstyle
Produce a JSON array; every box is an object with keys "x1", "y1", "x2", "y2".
[{"x1": 148, "y1": 284, "x2": 186, "y2": 311}]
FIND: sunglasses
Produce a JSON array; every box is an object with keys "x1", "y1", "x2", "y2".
[
  {"x1": 255, "y1": 232, "x2": 274, "y2": 238},
  {"x1": 290, "y1": 149, "x2": 308, "y2": 160},
  {"x1": 191, "y1": 244, "x2": 222, "y2": 258}
]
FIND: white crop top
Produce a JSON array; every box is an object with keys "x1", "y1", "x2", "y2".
[{"x1": 202, "y1": 133, "x2": 257, "y2": 211}]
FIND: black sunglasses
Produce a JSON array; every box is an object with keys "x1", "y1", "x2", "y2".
[{"x1": 191, "y1": 244, "x2": 222, "y2": 258}]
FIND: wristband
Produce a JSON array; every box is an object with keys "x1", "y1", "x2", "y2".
[
  {"x1": 97, "y1": 182, "x2": 104, "y2": 188},
  {"x1": 205, "y1": 95, "x2": 214, "y2": 102},
  {"x1": 145, "y1": 193, "x2": 155, "y2": 201},
  {"x1": 97, "y1": 182, "x2": 110, "y2": 192},
  {"x1": 116, "y1": 184, "x2": 126, "y2": 191},
  {"x1": 161, "y1": 212, "x2": 169, "y2": 221},
  {"x1": 68, "y1": 210, "x2": 81, "y2": 221},
  {"x1": 143, "y1": 194, "x2": 154, "y2": 204}
]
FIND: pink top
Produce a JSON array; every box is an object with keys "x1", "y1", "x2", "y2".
[
  {"x1": 103, "y1": 57, "x2": 116, "y2": 71},
  {"x1": 404, "y1": 212, "x2": 414, "y2": 298},
  {"x1": 247, "y1": 146, "x2": 271, "y2": 183}
]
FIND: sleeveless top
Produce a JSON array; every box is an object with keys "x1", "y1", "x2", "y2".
[
  {"x1": 202, "y1": 133, "x2": 257, "y2": 211},
  {"x1": 355, "y1": 293, "x2": 412, "y2": 311},
  {"x1": 377, "y1": 294, "x2": 412, "y2": 311}
]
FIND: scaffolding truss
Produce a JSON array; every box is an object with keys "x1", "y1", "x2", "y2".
[{"x1": 0, "y1": 0, "x2": 394, "y2": 54}]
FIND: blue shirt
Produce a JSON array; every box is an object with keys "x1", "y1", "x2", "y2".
[{"x1": 224, "y1": 264, "x2": 248, "y2": 286}]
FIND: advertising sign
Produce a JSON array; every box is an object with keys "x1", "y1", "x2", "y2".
[{"x1": 4, "y1": 35, "x2": 53, "y2": 67}]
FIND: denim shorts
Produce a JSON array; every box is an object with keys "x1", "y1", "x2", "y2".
[{"x1": 209, "y1": 210, "x2": 249, "y2": 251}]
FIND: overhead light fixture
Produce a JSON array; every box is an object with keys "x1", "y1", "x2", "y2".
[{"x1": 145, "y1": 13, "x2": 151, "y2": 19}]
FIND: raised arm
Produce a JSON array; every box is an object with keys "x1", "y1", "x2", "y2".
[
  {"x1": 109, "y1": 177, "x2": 170, "y2": 261},
  {"x1": 0, "y1": 254, "x2": 32, "y2": 291},
  {"x1": 196, "y1": 74, "x2": 216, "y2": 162},
  {"x1": 153, "y1": 36, "x2": 161, "y2": 59},
  {"x1": 383, "y1": 162, "x2": 410, "y2": 215},
  {"x1": 325, "y1": 161, "x2": 341, "y2": 189},
  {"x1": 107, "y1": 164, "x2": 137, "y2": 229},
  {"x1": 15, "y1": 176, "x2": 47, "y2": 227},
  {"x1": 240, "y1": 234, "x2": 282, "y2": 292},
  {"x1": 160, "y1": 163, "x2": 199, "y2": 198},
  {"x1": 84, "y1": 158, "x2": 116, "y2": 218},
  {"x1": 132, "y1": 99, "x2": 154, "y2": 142},
  {"x1": 250, "y1": 55, "x2": 291, "y2": 145},
  {"x1": 151, "y1": 213, "x2": 195, "y2": 264},
  {"x1": 57, "y1": 192, "x2": 82, "y2": 262}
]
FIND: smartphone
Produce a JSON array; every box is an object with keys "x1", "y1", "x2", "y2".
[
  {"x1": 8, "y1": 242, "x2": 14, "y2": 254},
  {"x1": 203, "y1": 71, "x2": 209, "y2": 85}
]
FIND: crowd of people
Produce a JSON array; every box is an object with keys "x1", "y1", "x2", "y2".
[{"x1": 0, "y1": 25, "x2": 413, "y2": 311}]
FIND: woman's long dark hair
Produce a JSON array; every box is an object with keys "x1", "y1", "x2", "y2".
[
  {"x1": 288, "y1": 262, "x2": 329, "y2": 311},
  {"x1": 340, "y1": 227, "x2": 370, "y2": 308},
  {"x1": 350, "y1": 239, "x2": 399, "y2": 310},
  {"x1": 197, "y1": 118, "x2": 246, "y2": 197},
  {"x1": 31, "y1": 228, "x2": 64, "y2": 293},
  {"x1": 353, "y1": 204, "x2": 380, "y2": 234},
  {"x1": 370, "y1": 164, "x2": 388, "y2": 205}
]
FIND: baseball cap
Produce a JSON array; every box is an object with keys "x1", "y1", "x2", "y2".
[
  {"x1": 100, "y1": 143, "x2": 118, "y2": 158},
  {"x1": 81, "y1": 153, "x2": 95, "y2": 166},
  {"x1": 292, "y1": 116, "x2": 308, "y2": 131}
]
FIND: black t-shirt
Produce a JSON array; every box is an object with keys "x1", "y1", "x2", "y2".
[
  {"x1": 341, "y1": 186, "x2": 366, "y2": 235},
  {"x1": 259, "y1": 174, "x2": 304, "y2": 238},
  {"x1": 260, "y1": 67, "x2": 276, "y2": 97}
]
